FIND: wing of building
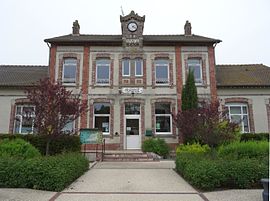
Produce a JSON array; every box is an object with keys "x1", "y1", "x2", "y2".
[{"x1": 0, "y1": 11, "x2": 269, "y2": 150}]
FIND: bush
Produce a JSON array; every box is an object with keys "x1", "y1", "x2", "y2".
[
  {"x1": 175, "y1": 145, "x2": 269, "y2": 190},
  {"x1": 0, "y1": 138, "x2": 41, "y2": 159},
  {"x1": 142, "y1": 138, "x2": 170, "y2": 158},
  {"x1": 176, "y1": 143, "x2": 210, "y2": 155},
  {"x1": 240, "y1": 133, "x2": 269, "y2": 142},
  {"x1": 0, "y1": 134, "x2": 81, "y2": 155},
  {"x1": 0, "y1": 152, "x2": 89, "y2": 191},
  {"x1": 218, "y1": 141, "x2": 269, "y2": 159}
]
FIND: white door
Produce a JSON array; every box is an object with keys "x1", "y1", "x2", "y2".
[{"x1": 125, "y1": 116, "x2": 141, "y2": 149}]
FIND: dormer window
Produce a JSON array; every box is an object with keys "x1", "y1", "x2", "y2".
[{"x1": 63, "y1": 58, "x2": 77, "y2": 84}]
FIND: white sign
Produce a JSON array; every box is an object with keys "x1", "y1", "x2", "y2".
[{"x1": 121, "y1": 88, "x2": 143, "y2": 94}]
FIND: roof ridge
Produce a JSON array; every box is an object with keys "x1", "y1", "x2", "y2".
[{"x1": 216, "y1": 64, "x2": 264, "y2": 66}]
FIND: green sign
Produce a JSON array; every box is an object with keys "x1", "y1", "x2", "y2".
[{"x1": 80, "y1": 128, "x2": 102, "y2": 144}]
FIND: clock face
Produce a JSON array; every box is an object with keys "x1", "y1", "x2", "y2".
[{"x1": 127, "y1": 22, "x2": 138, "y2": 32}]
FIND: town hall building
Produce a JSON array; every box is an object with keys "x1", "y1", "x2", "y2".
[{"x1": 0, "y1": 11, "x2": 269, "y2": 150}]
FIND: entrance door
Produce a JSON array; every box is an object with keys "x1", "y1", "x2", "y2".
[{"x1": 125, "y1": 116, "x2": 140, "y2": 149}]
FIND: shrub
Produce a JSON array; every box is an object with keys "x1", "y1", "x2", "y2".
[
  {"x1": 218, "y1": 141, "x2": 269, "y2": 159},
  {"x1": 176, "y1": 143, "x2": 210, "y2": 155},
  {"x1": 175, "y1": 149, "x2": 269, "y2": 190},
  {"x1": 240, "y1": 133, "x2": 269, "y2": 142},
  {"x1": 0, "y1": 153, "x2": 89, "y2": 191},
  {"x1": 142, "y1": 138, "x2": 170, "y2": 158},
  {"x1": 0, "y1": 134, "x2": 81, "y2": 155},
  {"x1": 0, "y1": 138, "x2": 41, "y2": 159}
]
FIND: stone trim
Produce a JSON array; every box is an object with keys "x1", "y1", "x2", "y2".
[
  {"x1": 89, "y1": 98, "x2": 114, "y2": 138},
  {"x1": 224, "y1": 97, "x2": 255, "y2": 133},
  {"x1": 150, "y1": 98, "x2": 177, "y2": 138},
  {"x1": 58, "y1": 53, "x2": 81, "y2": 88},
  {"x1": 120, "y1": 98, "x2": 146, "y2": 150}
]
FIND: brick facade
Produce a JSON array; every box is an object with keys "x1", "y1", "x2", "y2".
[
  {"x1": 80, "y1": 46, "x2": 90, "y2": 128},
  {"x1": 208, "y1": 46, "x2": 218, "y2": 102},
  {"x1": 49, "y1": 45, "x2": 56, "y2": 82}
]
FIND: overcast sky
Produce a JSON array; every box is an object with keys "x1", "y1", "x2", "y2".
[{"x1": 1, "y1": 0, "x2": 270, "y2": 66}]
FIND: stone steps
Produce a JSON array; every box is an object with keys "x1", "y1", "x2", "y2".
[{"x1": 103, "y1": 152, "x2": 160, "y2": 162}]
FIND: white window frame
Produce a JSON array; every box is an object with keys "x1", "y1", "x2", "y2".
[
  {"x1": 93, "y1": 103, "x2": 110, "y2": 135},
  {"x1": 135, "y1": 59, "x2": 143, "y2": 77},
  {"x1": 187, "y1": 58, "x2": 203, "y2": 84},
  {"x1": 62, "y1": 119, "x2": 75, "y2": 134},
  {"x1": 226, "y1": 103, "x2": 250, "y2": 133},
  {"x1": 122, "y1": 59, "x2": 131, "y2": 77},
  {"x1": 155, "y1": 60, "x2": 169, "y2": 85},
  {"x1": 96, "y1": 59, "x2": 110, "y2": 85},
  {"x1": 155, "y1": 103, "x2": 172, "y2": 135},
  {"x1": 14, "y1": 105, "x2": 35, "y2": 134},
  {"x1": 62, "y1": 58, "x2": 77, "y2": 85}
]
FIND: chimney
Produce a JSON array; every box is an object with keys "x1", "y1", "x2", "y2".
[
  {"x1": 72, "y1": 20, "x2": 80, "y2": 35},
  {"x1": 184, "y1": 20, "x2": 192, "y2": 36}
]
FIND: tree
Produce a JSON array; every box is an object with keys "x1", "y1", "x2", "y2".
[
  {"x1": 25, "y1": 78, "x2": 87, "y2": 155},
  {"x1": 174, "y1": 101, "x2": 239, "y2": 147},
  {"x1": 181, "y1": 70, "x2": 198, "y2": 111}
]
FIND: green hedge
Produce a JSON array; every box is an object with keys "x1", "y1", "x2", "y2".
[
  {"x1": 0, "y1": 153, "x2": 89, "y2": 191},
  {"x1": 0, "y1": 134, "x2": 81, "y2": 155},
  {"x1": 175, "y1": 141, "x2": 269, "y2": 190},
  {"x1": 240, "y1": 133, "x2": 269, "y2": 142},
  {"x1": 142, "y1": 137, "x2": 170, "y2": 158},
  {"x1": 218, "y1": 141, "x2": 269, "y2": 159},
  {"x1": 175, "y1": 153, "x2": 269, "y2": 190},
  {"x1": 0, "y1": 138, "x2": 41, "y2": 159}
]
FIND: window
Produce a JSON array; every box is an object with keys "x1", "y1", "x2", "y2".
[
  {"x1": 94, "y1": 103, "x2": 110, "y2": 135},
  {"x1": 96, "y1": 59, "x2": 110, "y2": 84},
  {"x1": 188, "y1": 59, "x2": 202, "y2": 84},
  {"x1": 63, "y1": 58, "x2": 77, "y2": 83},
  {"x1": 155, "y1": 60, "x2": 169, "y2": 84},
  {"x1": 62, "y1": 120, "x2": 75, "y2": 134},
  {"x1": 155, "y1": 103, "x2": 172, "y2": 134},
  {"x1": 122, "y1": 59, "x2": 130, "y2": 76},
  {"x1": 125, "y1": 103, "x2": 140, "y2": 115},
  {"x1": 226, "y1": 104, "x2": 250, "y2": 133},
  {"x1": 14, "y1": 105, "x2": 35, "y2": 134},
  {"x1": 135, "y1": 59, "x2": 143, "y2": 76}
]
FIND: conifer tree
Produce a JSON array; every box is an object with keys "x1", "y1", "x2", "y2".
[{"x1": 181, "y1": 70, "x2": 198, "y2": 111}]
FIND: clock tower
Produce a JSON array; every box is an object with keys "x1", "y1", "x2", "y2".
[{"x1": 120, "y1": 11, "x2": 145, "y2": 47}]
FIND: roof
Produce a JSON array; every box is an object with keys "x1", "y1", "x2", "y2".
[
  {"x1": 0, "y1": 65, "x2": 48, "y2": 87},
  {"x1": 216, "y1": 64, "x2": 270, "y2": 87},
  {"x1": 44, "y1": 34, "x2": 221, "y2": 45}
]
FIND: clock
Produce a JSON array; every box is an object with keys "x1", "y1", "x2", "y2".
[{"x1": 127, "y1": 22, "x2": 138, "y2": 32}]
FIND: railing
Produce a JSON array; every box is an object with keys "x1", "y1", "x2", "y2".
[{"x1": 95, "y1": 138, "x2": 105, "y2": 161}]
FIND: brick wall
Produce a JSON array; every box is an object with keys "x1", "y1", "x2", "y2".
[{"x1": 49, "y1": 45, "x2": 56, "y2": 82}]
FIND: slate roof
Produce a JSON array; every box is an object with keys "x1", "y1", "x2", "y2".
[
  {"x1": 0, "y1": 65, "x2": 48, "y2": 87},
  {"x1": 216, "y1": 64, "x2": 270, "y2": 87},
  {"x1": 44, "y1": 34, "x2": 221, "y2": 45}
]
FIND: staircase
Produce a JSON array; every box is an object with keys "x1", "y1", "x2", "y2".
[{"x1": 102, "y1": 150, "x2": 160, "y2": 162}]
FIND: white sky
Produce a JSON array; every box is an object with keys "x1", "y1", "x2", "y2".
[{"x1": 1, "y1": 0, "x2": 270, "y2": 66}]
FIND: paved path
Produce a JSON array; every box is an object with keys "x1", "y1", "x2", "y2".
[
  {"x1": 52, "y1": 161, "x2": 206, "y2": 201},
  {"x1": 0, "y1": 161, "x2": 263, "y2": 201}
]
